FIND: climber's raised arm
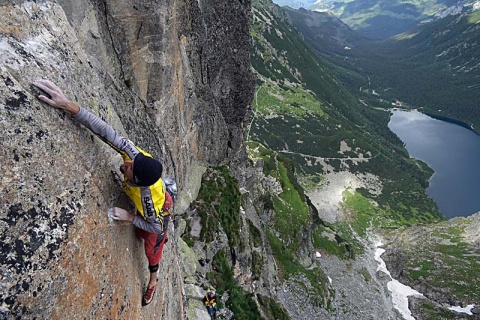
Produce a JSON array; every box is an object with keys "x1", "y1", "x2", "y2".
[{"x1": 33, "y1": 79, "x2": 140, "y2": 160}]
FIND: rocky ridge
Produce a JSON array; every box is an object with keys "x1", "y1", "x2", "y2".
[{"x1": 382, "y1": 212, "x2": 480, "y2": 319}]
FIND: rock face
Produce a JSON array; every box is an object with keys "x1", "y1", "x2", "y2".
[
  {"x1": 0, "y1": 0, "x2": 253, "y2": 318},
  {"x1": 381, "y1": 212, "x2": 480, "y2": 319}
]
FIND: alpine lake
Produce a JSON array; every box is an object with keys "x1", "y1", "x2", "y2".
[{"x1": 388, "y1": 109, "x2": 480, "y2": 219}]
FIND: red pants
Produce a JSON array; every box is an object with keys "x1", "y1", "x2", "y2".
[{"x1": 136, "y1": 217, "x2": 169, "y2": 268}]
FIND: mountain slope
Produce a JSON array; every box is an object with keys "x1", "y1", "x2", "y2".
[
  {"x1": 378, "y1": 9, "x2": 480, "y2": 128},
  {"x1": 309, "y1": 0, "x2": 476, "y2": 39},
  {"x1": 382, "y1": 213, "x2": 480, "y2": 319},
  {"x1": 251, "y1": 0, "x2": 441, "y2": 222},
  {"x1": 283, "y1": 3, "x2": 480, "y2": 131}
]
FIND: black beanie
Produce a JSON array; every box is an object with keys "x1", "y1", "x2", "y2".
[{"x1": 133, "y1": 153, "x2": 163, "y2": 186}]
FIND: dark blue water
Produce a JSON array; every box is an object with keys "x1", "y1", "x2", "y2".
[{"x1": 388, "y1": 109, "x2": 480, "y2": 218}]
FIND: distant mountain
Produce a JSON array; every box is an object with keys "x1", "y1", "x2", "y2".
[
  {"x1": 271, "y1": 0, "x2": 317, "y2": 9},
  {"x1": 375, "y1": 9, "x2": 480, "y2": 129},
  {"x1": 280, "y1": 7, "x2": 365, "y2": 53},
  {"x1": 309, "y1": 0, "x2": 477, "y2": 39}
]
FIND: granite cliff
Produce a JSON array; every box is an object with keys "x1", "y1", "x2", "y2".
[{"x1": 0, "y1": 0, "x2": 253, "y2": 318}]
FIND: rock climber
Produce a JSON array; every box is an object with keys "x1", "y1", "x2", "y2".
[
  {"x1": 203, "y1": 290, "x2": 218, "y2": 319},
  {"x1": 33, "y1": 79, "x2": 173, "y2": 306}
]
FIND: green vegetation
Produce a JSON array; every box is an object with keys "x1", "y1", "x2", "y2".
[
  {"x1": 247, "y1": 220, "x2": 265, "y2": 278},
  {"x1": 410, "y1": 260, "x2": 434, "y2": 280},
  {"x1": 250, "y1": 250, "x2": 264, "y2": 280},
  {"x1": 302, "y1": 9, "x2": 480, "y2": 131},
  {"x1": 257, "y1": 294, "x2": 291, "y2": 320},
  {"x1": 391, "y1": 218, "x2": 480, "y2": 303},
  {"x1": 248, "y1": 219, "x2": 264, "y2": 248},
  {"x1": 248, "y1": 144, "x2": 350, "y2": 307},
  {"x1": 271, "y1": 158, "x2": 310, "y2": 241},
  {"x1": 267, "y1": 229, "x2": 331, "y2": 307},
  {"x1": 329, "y1": 221, "x2": 364, "y2": 256},
  {"x1": 412, "y1": 300, "x2": 461, "y2": 320},
  {"x1": 341, "y1": 190, "x2": 439, "y2": 233},
  {"x1": 279, "y1": 1, "x2": 480, "y2": 131},
  {"x1": 182, "y1": 160, "x2": 290, "y2": 319},
  {"x1": 209, "y1": 251, "x2": 263, "y2": 319},
  {"x1": 298, "y1": 174, "x2": 327, "y2": 191},
  {"x1": 357, "y1": 267, "x2": 372, "y2": 282},
  {"x1": 312, "y1": 226, "x2": 351, "y2": 259},
  {"x1": 255, "y1": 83, "x2": 326, "y2": 118},
  {"x1": 467, "y1": 9, "x2": 480, "y2": 24},
  {"x1": 259, "y1": 150, "x2": 312, "y2": 246},
  {"x1": 189, "y1": 166, "x2": 243, "y2": 249}
]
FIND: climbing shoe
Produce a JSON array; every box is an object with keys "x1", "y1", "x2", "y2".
[{"x1": 142, "y1": 284, "x2": 156, "y2": 306}]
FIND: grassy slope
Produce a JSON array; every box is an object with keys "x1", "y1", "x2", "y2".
[
  {"x1": 376, "y1": 11, "x2": 480, "y2": 130},
  {"x1": 185, "y1": 166, "x2": 291, "y2": 319},
  {"x1": 382, "y1": 214, "x2": 480, "y2": 318},
  {"x1": 247, "y1": 141, "x2": 347, "y2": 309}
]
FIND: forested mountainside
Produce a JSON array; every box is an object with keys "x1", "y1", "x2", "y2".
[
  {"x1": 282, "y1": 4, "x2": 480, "y2": 132},
  {"x1": 250, "y1": 0, "x2": 441, "y2": 224},
  {"x1": 309, "y1": 0, "x2": 478, "y2": 39},
  {"x1": 359, "y1": 10, "x2": 480, "y2": 131}
]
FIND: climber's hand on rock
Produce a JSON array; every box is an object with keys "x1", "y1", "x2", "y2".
[
  {"x1": 33, "y1": 79, "x2": 69, "y2": 108},
  {"x1": 108, "y1": 207, "x2": 134, "y2": 222},
  {"x1": 33, "y1": 79, "x2": 80, "y2": 115}
]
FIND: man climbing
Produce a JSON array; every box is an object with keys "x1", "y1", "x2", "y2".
[
  {"x1": 203, "y1": 291, "x2": 218, "y2": 319},
  {"x1": 33, "y1": 79, "x2": 173, "y2": 306}
]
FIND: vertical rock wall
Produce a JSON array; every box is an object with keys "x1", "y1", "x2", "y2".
[{"x1": 0, "y1": 0, "x2": 253, "y2": 318}]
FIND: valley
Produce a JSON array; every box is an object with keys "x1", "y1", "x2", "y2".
[{"x1": 245, "y1": 0, "x2": 480, "y2": 319}]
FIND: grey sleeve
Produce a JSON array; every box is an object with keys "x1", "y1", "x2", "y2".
[
  {"x1": 133, "y1": 215, "x2": 164, "y2": 234},
  {"x1": 72, "y1": 107, "x2": 140, "y2": 159}
]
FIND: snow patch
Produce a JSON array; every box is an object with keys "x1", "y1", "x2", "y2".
[
  {"x1": 474, "y1": 1, "x2": 480, "y2": 11},
  {"x1": 375, "y1": 242, "x2": 423, "y2": 320},
  {"x1": 448, "y1": 304, "x2": 475, "y2": 315}
]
